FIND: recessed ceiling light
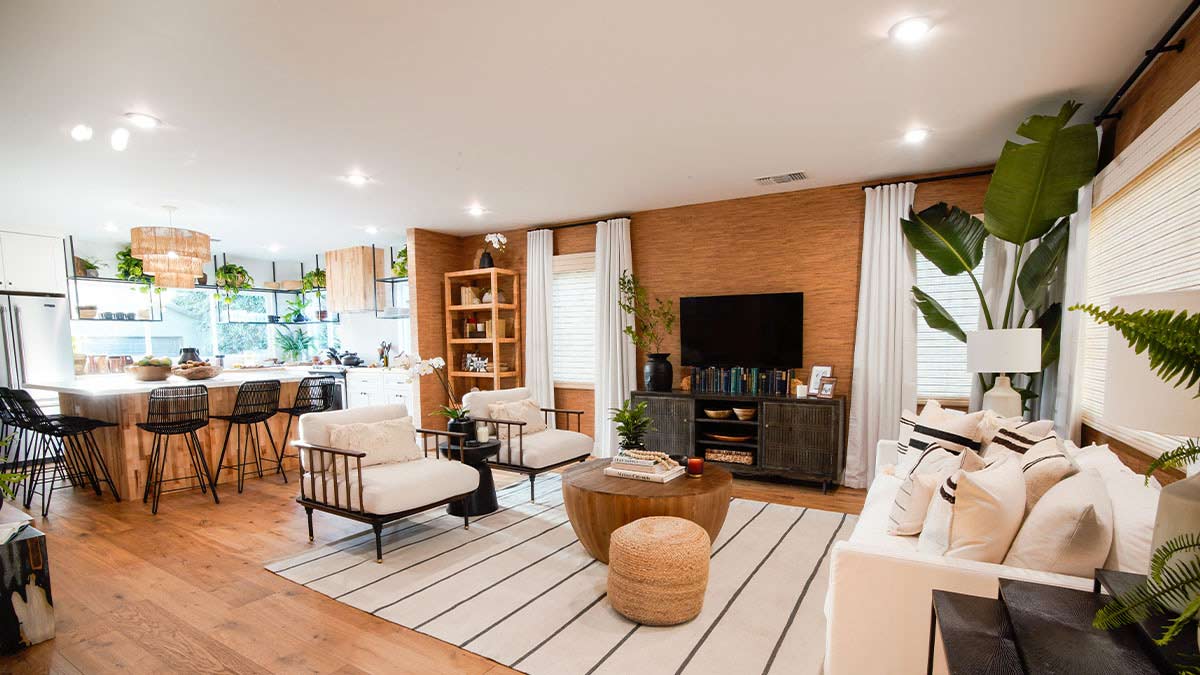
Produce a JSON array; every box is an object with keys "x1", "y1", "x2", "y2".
[
  {"x1": 467, "y1": 204, "x2": 486, "y2": 217},
  {"x1": 890, "y1": 17, "x2": 932, "y2": 44},
  {"x1": 904, "y1": 127, "x2": 931, "y2": 144},
  {"x1": 70, "y1": 124, "x2": 93, "y2": 142},
  {"x1": 268, "y1": 243, "x2": 281, "y2": 253},
  {"x1": 110, "y1": 128, "x2": 130, "y2": 151},
  {"x1": 124, "y1": 112, "x2": 161, "y2": 129},
  {"x1": 103, "y1": 221, "x2": 118, "y2": 232},
  {"x1": 166, "y1": 250, "x2": 179, "y2": 259},
  {"x1": 364, "y1": 226, "x2": 379, "y2": 235},
  {"x1": 343, "y1": 172, "x2": 370, "y2": 186}
]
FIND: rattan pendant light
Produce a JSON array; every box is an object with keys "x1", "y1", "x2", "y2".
[{"x1": 131, "y1": 206, "x2": 211, "y2": 289}]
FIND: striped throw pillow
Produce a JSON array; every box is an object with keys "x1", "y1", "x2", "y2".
[
  {"x1": 980, "y1": 414, "x2": 1055, "y2": 455},
  {"x1": 896, "y1": 409, "x2": 918, "y2": 460},
  {"x1": 888, "y1": 444, "x2": 983, "y2": 535},
  {"x1": 1021, "y1": 434, "x2": 1078, "y2": 514},
  {"x1": 896, "y1": 401, "x2": 985, "y2": 475},
  {"x1": 989, "y1": 425, "x2": 1053, "y2": 456}
]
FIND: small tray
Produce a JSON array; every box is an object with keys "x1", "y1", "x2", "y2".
[{"x1": 704, "y1": 432, "x2": 753, "y2": 443}]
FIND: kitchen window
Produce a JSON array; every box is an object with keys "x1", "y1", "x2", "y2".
[{"x1": 551, "y1": 252, "x2": 595, "y2": 387}]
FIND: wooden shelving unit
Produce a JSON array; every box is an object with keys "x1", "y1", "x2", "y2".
[{"x1": 444, "y1": 268, "x2": 521, "y2": 391}]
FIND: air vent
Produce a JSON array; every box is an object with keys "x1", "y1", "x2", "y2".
[{"x1": 755, "y1": 171, "x2": 807, "y2": 186}]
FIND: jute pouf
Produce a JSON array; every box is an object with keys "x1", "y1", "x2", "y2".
[{"x1": 607, "y1": 516, "x2": 710, "y2": 625}]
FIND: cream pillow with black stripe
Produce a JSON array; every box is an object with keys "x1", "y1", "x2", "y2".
[
  {"x1": 979, "y1": 413, "x2": 1055, "y2": 456},
  {"x1": 896, "y1": 401, "x2": 986, "y2": 476},
  {"x1": 1021, "y1": 434, "x2": 1079, "y2": 515},
  {"x1": 918, "y1": 452, "x2": 1026, "y2": 563},
  {"x1": 888, "y1": 446, "x2": 985, "y2": 535}
]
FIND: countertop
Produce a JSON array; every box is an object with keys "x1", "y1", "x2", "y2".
[{"x1": 26, "y1": 367, "x2": 316, "y2": 396}]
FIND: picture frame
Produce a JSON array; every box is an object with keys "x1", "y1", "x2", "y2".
[
  {"x1": 808, "y1": 365, "x2": 832, "y2": 395},
  {"x1": 817, "y1": 376, "x2": 838, "y2": 399}
]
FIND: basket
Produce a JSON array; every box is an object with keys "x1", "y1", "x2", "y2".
[
  {"x1": 703, "y1": 409, "x2": 733, "y2": 419},
  {"x1": 704, "y1": 448, "x2": 754, "y2": 465},
  {"x1": 733, "y1": 407, "x2": 756, "y2": 420},
  {"x1": 173, "y1": 365, "x2": 222, "y2": 380},
  {"x1": 131, "y1": 365, "x2": 172, "y2": 381}
]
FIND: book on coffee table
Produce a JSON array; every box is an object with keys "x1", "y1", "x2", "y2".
[{"x1": 604, "y1": 465, "x2": 686, "y2": 483}]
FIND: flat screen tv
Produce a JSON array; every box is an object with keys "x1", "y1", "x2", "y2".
[{"x1": 679, "y1": 292, "x2": 803, "y2": 368}]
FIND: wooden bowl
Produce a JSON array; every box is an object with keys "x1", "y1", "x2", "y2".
[
  {"x1": 732, "y1": 407, "x2": 756, "y2": 421},
  {"x1": 704, "y1": 409, "x2": 733, "y2": 419},
  {"x1": 131, "y1": 365, "x2": 172, "y2": 381},
  {"x1": 174, "y1": 365, "x2": 222, "y2": 380}
]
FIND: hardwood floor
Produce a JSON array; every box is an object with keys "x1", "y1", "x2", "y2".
[{"x1": 4, "y1": 468, "x2": 864, "y2": 674}]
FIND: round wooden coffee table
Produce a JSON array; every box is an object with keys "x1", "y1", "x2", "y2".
[{"x1": 562, "y1": 460, "x2": 732, "y2": 563}]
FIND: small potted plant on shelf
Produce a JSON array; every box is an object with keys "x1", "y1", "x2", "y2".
[
  {"x1": 283, "y1": 295, "x2": 310, "y2": 323},
  {"x1": 74, "y1": 255, "x2": 102, "y2": 278},
  {"x1": 392, "y1": 246, "x2": 408, "y2": 278},
  {"x1": 617, "y1": 271, "x2": 678, "y2": 392},
  {"x1": 115, "y1": 246, "x2": 159, "y2": 293},
  {"x1": 215, "y1": 263, "x2": 253, "y2": 304},
  {"x1": 275, "y1": 327, "x2": 314, "y2": 363},
  {"x1": 302, "y1": 268, "x2": 326, "y2": 300},
  {"x1": 610, "y1": 399, "x2": 655, "y2": 451},
  {"x1": 480, "y1": 233, "x2": 506, "y2": 269}
]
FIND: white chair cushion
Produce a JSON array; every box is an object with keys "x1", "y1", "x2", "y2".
[
  {"x1": 487, "y1": 398, "x2": 548, "y2": 435},
  {"x1": 297, "y1": 404, "x2": 408, "y2": 471},
  {"x1": 327, "y1": 416, "x2": 422, "y2": 467},
  {"x1": 497, "y1": 428, "x2": 593, "y2": 468},
  {"x1": 462, "y1": 387, "x2": 534, "y2": 414},
  {"x1": 303, "y1": 458, "x2": 479, "y2": 515}
]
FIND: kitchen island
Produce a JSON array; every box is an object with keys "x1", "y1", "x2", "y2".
[{"x1": 26, "y1": 368, "x2": 314, "y2": 500}]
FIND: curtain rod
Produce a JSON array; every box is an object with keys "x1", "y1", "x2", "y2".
[
  {"x1": 530, "y1": 214, "x2": 633, "y2": 232},
  {"x1": 861, "y1": 168, "x2": 993, "y2": 191},
  {"x1": 1095, "y1": 0, "x2": 1200, "y2": 124}
]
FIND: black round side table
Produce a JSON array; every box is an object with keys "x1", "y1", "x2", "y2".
[{"x1": 439, "y1": 439, "x2": 501, "y2": 516}]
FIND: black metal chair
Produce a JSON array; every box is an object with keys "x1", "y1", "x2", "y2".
[
  {"x1": 138, "y1": 385, "x2": 219, "y2": 515},
  {"x1": 274, "y1": 376, "x2": 335, "y2": 481},
  {"x1": 0, "y1": 387, "x2": 121, "y2": 516},
  {"x1": 213, "y1": 380, "x2": 282, "y2": 493}
]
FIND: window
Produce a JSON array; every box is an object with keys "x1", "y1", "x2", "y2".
[
  {"x1": 1080, "y1": 130, "x2": 1200, "y2": 457},
  {"x1": 551, "y1": 252, "x2": 595, "y2": 386},
  {"x1": 915, "y1": 252, "x2": 986, "y2": 402}
]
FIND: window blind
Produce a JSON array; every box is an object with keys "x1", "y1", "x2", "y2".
[
  {"x1": 916, "y1": 253, "x2": 985, "y2": 402},
  {"x1": 551, "y1": 252, "x2": 596, "y2": 385},
  {"x1": 1081, "y1": 128, "x2": 1200, "y2": 456}
]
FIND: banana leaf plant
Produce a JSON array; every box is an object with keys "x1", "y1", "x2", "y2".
[{"x1": 902, "y1": 100, "x2": 1098, "y2": 410}]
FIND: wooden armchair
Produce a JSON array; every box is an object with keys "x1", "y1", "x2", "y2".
[{"x1": 292, "y1": 404, "x2": 480, "y2": 562}]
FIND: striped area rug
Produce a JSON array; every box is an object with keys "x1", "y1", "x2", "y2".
[{"x1": 266, "y1": 474, "x2": 855, "y2": 674}]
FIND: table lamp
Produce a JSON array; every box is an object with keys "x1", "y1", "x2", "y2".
[
  {"x1": 1103, "y1": 291, "x2": 1200, "y2": 596},
  {"x1": 967, "y1": 328, "x2": 1042, "y2": 417}
]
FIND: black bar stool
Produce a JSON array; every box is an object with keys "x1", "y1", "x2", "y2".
[
  {"x1": 138, "y1": 385, "x2": 219, "y2": 515},
  {"x1": 0, "y1": 387, "x2": 121, "y2": 516},
  {"x1": 213, "y1": 380, "x2": 282, "y2": 493},
  {"x1": 274, "y1": 376, "x2": 335, "y2": 480}
]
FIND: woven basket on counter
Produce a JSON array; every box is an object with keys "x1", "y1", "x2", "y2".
[
  {"x1": 703, "y1": 448, "x2": 754, "y2": 465},
  {"x1": 173, "y1": 365, "x2": 222, "y2": 380}
]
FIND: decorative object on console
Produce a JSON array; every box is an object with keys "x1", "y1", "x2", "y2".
[
  {"x1": 732, "y1": 406, "x2": 756, "y2": 420},
  {"x1": 703, "y1": 408, "x2": 732, "y2": 419},
  {"x1": 808, "y1": 365, "x2": 832, "y2": 395},
  {"x1": 966, "y1": 328, "x2": 1042, "y2": 417},
  {"x1": 617, "y1": 270, "x2": 677, "y2": 392},
  {"x1": 817, "y1": 376, "x2": 838, "y2": 398}
]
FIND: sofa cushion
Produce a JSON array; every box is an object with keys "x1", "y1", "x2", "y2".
[
  {"x1": 497, "y1": 428, "x2": 592, "y2": 468},
  {"x1": 918, "y1": 452, "x2": 1026, "y2": 563},
  {"x1": 1020, "y1": 434, "x2": 1078, "y2": 515},
  {"x1": 1069, "y1": 442, "x2": 1160, "y2": 572},
  {"x1": 487, "y1": 397, "x2": 548, "y2": 435},
  {"x1": 303, "y1": 458, "x2": 479, "y2": 515},
  {"x1": 896, "y1": 401, "x2": 986, "y2": 476},
  {"x1": 888, "y1": 447, "x2": 985, "y2": 535},
  {"x1": 979, "y1": 413, "x2": 1055, "y2": 456},
  {"x1": 327, "y1": 416, "x2": 421, "y2": 467},
  {"x1": 1004, "y1": 469, "x2": 1113, "y2": 577}
]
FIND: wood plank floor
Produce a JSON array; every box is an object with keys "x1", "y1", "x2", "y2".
[{"x1": 4, "y1": 469, "x2": 863, "y2": 674}]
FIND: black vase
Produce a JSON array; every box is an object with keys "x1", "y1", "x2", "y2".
[
  {"x1": 644, "y1": 353, "x2": 673, "y2": 392},
  {"x1": 479, "y1": 250, "x2": 494, "y2": 268},
  {"x1": 447, "y1": 417, "x2": 476, "y2": 447}
]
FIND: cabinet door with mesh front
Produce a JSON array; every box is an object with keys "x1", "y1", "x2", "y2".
[
  {"x1": 634, "y1": 394, "x2": 693, "y2": 455},
  {"x1": 761, "y1": 401, "x2": 838, "y2": 479}
]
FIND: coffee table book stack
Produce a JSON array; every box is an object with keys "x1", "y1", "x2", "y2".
[{"x1": 604, "y1": 452, "x2": 685, "y2": 483}]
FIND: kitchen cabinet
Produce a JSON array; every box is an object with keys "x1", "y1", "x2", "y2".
[
  {"x1": 346, "y1": 370, "x2": 413, "y2": 410},
  {"x1": 325, "y1": 246, "x2": 386, "y2": 313},
  {"x1": 0, "y1": 232, "x2": 67, "y2": 295}
]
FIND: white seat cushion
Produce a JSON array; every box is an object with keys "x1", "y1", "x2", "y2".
[
  {"x1": 304, "y1": 458, "x2": 479, "y2": 515},
  {"x1": 497, "y1": 428, "x2": 593, "y2": 468}
]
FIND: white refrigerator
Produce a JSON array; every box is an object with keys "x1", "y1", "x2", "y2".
[{"x1": 0, "y1": 294, "x2": 74, "y2": 409}]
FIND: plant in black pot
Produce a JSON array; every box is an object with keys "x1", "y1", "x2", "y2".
[
  {"x1": 610, "y1": 399, "x2": 654, "y2": 451},
  {"x1": 617, "y1": 271, "x2": 678, "y2": 392},
  {"x1": 433, "y1": 405, "x2": 475, "y2": 448}
]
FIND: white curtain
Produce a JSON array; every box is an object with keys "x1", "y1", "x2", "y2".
[
  {"x1": 1052, "y1": 181, "x2": 1094, "y2": 442},
  {"x1": 845, "y1": 183, "x2": 917, "y2": 489},
  {"x1": 593, "y1": 217, "x2": 637, "y2": 458},
  {"x1": 525, "y1": 229, "x2": 556, "y2": 426}
]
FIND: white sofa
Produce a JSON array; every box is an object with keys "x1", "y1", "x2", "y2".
[{"x1": 823, "y1": 438, "x2": 1160, "y2": 675}]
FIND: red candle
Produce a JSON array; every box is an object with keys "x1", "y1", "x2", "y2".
[{"x1": 686, "y1": 457, "x2": 704, "y2": 477}]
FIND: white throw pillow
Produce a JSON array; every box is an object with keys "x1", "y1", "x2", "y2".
[
  {"x1": 918, "y1": 453, "x2": 1026, "y2": 563},
  {"x1": 327, "y1": 416, "x2": 421, "y2": 467},
  {"x1": 1021, "y1": 434, "x2": 1078, "y2": 515},
  {"x1": 979, "y1": 413, "x2": 1055, "y2": 456},
  {"x1": 487, "y1": 398, "x2": 548, "y2": 435},
  {"x1": 986, "y1": 421, "x2": 1058, "y2": 459},
  {"x1": 895, "y1": 401, "x2": 986, "y2": 476},
  {"x1": 888, "y1": 446, "x2": 985, "y2": 535},
  {"x1": 1068, "y1": 442, "x2": 1160, "y2": 572},
  {"x1": 1004, "y1": 469, "x2": 1114, "y2": 577}
]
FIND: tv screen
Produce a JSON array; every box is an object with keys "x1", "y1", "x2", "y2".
[{"x1": 680, "y1": 292, "x2": 803, "y2": 368}]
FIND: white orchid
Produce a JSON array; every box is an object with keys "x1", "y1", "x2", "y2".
[
  {"x1": 484, "y1": 232, "x2": 507, "y2": 251},
  {"x1": 429, "y1": 356, "x2": 446, "y2": 369}
]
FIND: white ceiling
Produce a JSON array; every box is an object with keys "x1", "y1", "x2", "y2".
[{"x1": 0, "y1": 0, "x2": 1189, "y2": 257}]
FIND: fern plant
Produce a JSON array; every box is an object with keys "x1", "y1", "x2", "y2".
[
  {"x1": 1071, "y1": 304, "x2": 1200, "y2": 394},
  {"x1": 1094, "y1": 533, "x2": 1200, "y2": 648}
]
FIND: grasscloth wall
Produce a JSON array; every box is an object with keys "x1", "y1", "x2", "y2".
[
  {"x1": 412, "y1": 170, "x2": 991, "y2": 439},
  {"x1": 408, "y1": 228, "x2": 464, "y2": 430}
]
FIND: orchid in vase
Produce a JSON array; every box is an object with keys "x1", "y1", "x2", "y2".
[{"x1": 480, "y1": 232, "x2": 507, "y2": 268}]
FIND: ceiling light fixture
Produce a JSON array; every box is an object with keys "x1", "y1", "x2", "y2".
[
  {"x1": 364, "y1": 226, "x2": 379, "y2": 235},
  {"x1": 268, "y1": 243, "x2": 281, "y2": 253},
  {"x1": 904, "y1": 127, "x2": 931, "y2": 144},
  {"x1": 70, "y1": 124, "x2": 93, "y2": 142},
  {"x1": 110, "y1": 128, "x2": 130, "y2": 151},
  {"x1": 343, "y1": 172, "x2": 370, "y2": 186},
  {"x1": 103, "y1": 221, "x2": 118, "y2": 232},
  {"x1": 890, "y1": 17, "x2": 932, "y2": 44},
  {"x1": 124, "y1": 112, "x2": 161, "y2": 129},
  {"x1": 131, "y1": 206, "x2": 211, "y2": 289},
  {"x1": 467, "y1": 204, "x2": 486, "y2": 217}
]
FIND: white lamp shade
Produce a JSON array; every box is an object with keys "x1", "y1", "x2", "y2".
[
  {"x1": 1103, "y1": 291, "x2": 1200, "y2": 436},
  {"x1": 966, "y1": 329, "x2": 1042, "y2": 374}
]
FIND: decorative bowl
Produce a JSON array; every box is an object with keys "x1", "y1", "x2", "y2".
[
  {"x1": 705, "y1": 432, "x2": 753, "y2": 443},
  {"x1": 131, "y1": 365, "x2": 172, "y2": 381},
  {"x1": 174, "y1": 365, "x2": 222, "y2": 380},
  {"x1": 704, "y1": 409, "x2": 733, "y2": 419},
  {"x1": 733, "y1": 407, "x2": 756, "y2": 421}
]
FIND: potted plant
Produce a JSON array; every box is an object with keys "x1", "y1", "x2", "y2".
[
  {"x1": 610, "y1": 399, "x2": 655, "y2": 451},
  {"x1": 275, "y1": 326, "x2": 315, "y2": 363},
  {"x1": 283, "y1": 295, "x2": 310, "y2": 323},
  {"x1": 617, "y1": 270, "x2": 678, "y2": 392},
  {"x1": 480, "y1": 233, "x2": 506, "y2": 269},
  {"x1": 392, "y1": 246, "x2": 408, "y2": 278},
  {"x1": 433, "y1": 405, "x2": 475, "y2": 448},
  {"x1": 74, "y1": 255, "x2": 102, "y2": 278},
  {"x1": 302, "y1": 268, "x2": 326, "y2": 300},
  {"x1": 396, "y1": 354, "x2": 473, "y2": 446},
  {"x1": 215, "y1": 263, "x2": 253, "y2": 304},
  {"x1": 115, "y1": 245, "x2": 158, "y2": 293}
]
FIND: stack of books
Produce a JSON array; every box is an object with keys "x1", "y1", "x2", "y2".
[{"x1": 603, "y1": 454, "x2": 685, "y2": 483}]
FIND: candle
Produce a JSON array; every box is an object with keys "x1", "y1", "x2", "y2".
[
  {"x1": 476, "y1": 425, "x2": 491, "y2": 443},
  {"x1": 686, "y1": 457, "x2": 704, "y2": 478}
]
